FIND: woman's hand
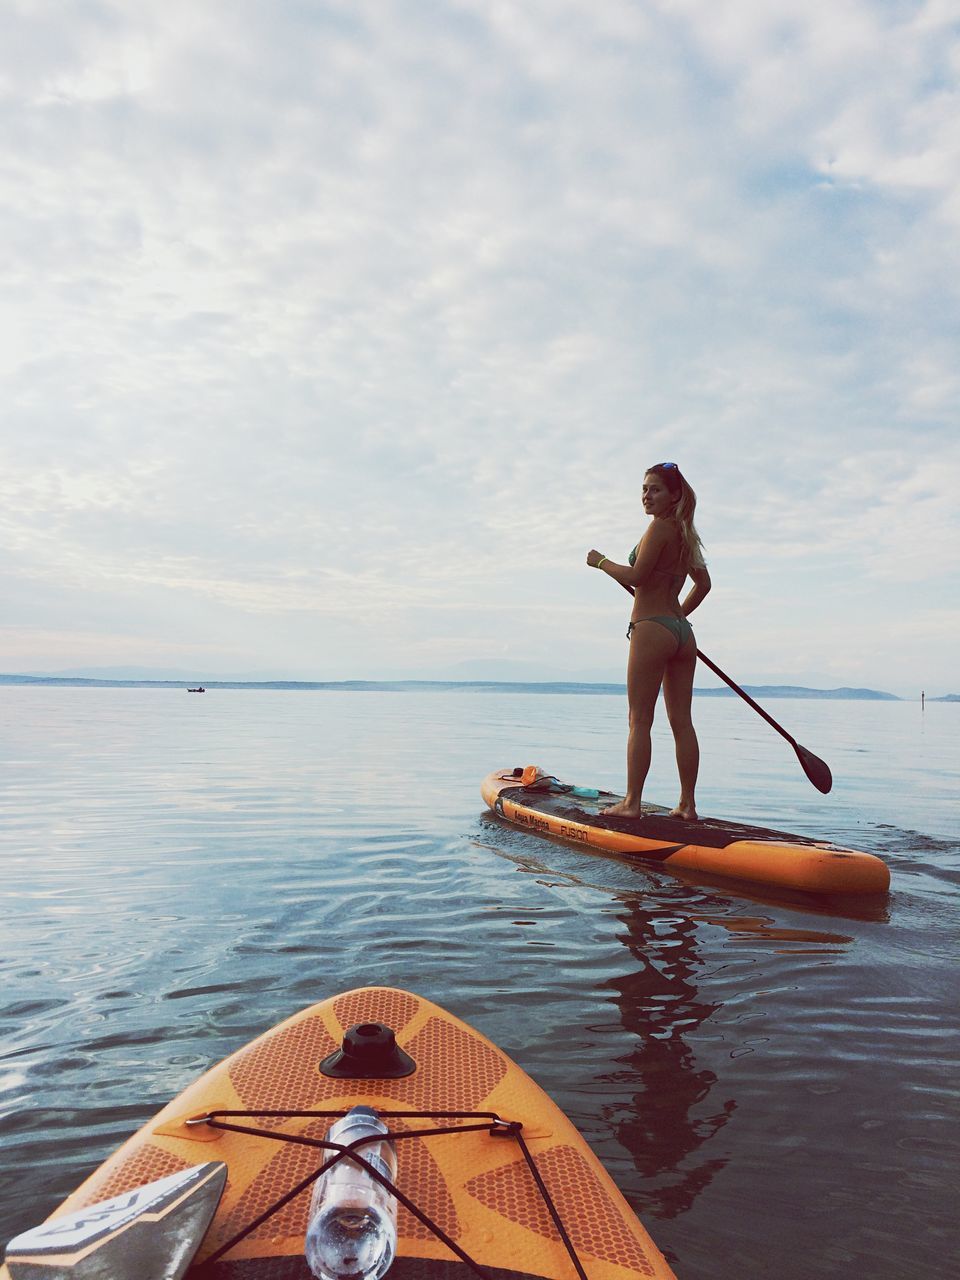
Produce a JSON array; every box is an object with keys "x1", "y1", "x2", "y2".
[{"x1": 586, "y1": 549, "x2": 606, "y2": 569}]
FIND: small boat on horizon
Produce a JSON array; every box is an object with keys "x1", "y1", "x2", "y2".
[{"x1": 187, "y1": 686, "x2": 206, "y2": 693}]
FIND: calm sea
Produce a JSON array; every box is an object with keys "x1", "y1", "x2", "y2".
[{"x1": 0, "y1": 686, "x2": 957, "y2": 1278}]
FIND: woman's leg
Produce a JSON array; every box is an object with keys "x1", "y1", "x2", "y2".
[
  {"x1": 604, "y1": 622, "x2": 675, "y2": 817},
  {"x1": 662, "y1": 639, "x2": 699, "y2": 820}
]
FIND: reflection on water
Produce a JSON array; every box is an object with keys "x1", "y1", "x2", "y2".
[
  {"x1": 602, "y1": 900, "x2": 734, "y2": 1220},
  {"x1": 0, "y1": 688, "x2": 958, "y2": 1279},
  {"x1": 693, "y1": 915, "x2": 852, "y2": 948},
  {"x1": 593, "y1": 891, "x2": 858, "y2": 1222}
]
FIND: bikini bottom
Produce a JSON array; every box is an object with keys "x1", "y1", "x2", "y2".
[{"x1": 626, "y1": 615, "x2": 694, "y2": 652}]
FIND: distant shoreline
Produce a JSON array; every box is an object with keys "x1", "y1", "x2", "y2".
[{"x1": 1, "y1": 673, "x2": 946, "y2": 700}]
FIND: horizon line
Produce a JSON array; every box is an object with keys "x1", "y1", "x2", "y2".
[{"x1": 0, "y1": 673, "x2": 943, "y2": 701}]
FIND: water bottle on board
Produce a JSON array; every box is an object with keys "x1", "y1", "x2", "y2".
[{"x1": 304, "y1": 1106, "x2": 398, "y2": 1280}]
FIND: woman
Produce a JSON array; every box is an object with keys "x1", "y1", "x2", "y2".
[{"x1": 586, "y1": 462, "x2": 711, "y2": 821}]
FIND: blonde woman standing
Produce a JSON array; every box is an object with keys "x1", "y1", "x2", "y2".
[{"x1": 587, "y1": 463, "x2": 711, "y2": 820}]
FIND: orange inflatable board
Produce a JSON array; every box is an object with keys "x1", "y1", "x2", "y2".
[
  {"x1": 483, "y1": 767, "x2": 890, "y2": 895},
  {"x1": 2, "y1": 987, "x2": 676, "y2": 1280}
]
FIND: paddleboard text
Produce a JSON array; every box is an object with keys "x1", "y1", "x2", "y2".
[{"x1": 510, "y1": 809, "x2": 591, "y2": 845}]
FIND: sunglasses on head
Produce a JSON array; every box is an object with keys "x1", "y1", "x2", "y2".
[{"x1": 656, "y1": 461, "x2": 678, "y2": 471}]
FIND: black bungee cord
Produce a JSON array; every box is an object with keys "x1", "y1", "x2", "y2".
[{"x1": 189, "y1": 1107, "x2": 589, "y2": 1280}]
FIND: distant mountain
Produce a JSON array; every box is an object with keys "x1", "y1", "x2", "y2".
[
  {"x1": 7, "y1": 660, "x2": 912, "y2": 699},
  {"x1": 0, "y1": 673, "x2": 189, "y2": 688},
  {"x1": 12, "y1": 665, "x2": 309, "y2": 684},
  {"x1": 0, "y1": 672, "x2": 903, "y2": 699},
  {"x1": 695, "y1": 685, "x2": 901, "y2": 701},
  {"x1": 930, "y1": 693, "x2": 960, "y2": 702}
]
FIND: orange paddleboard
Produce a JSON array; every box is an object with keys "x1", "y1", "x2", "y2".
[
  {"x1": 483, "y1": 767, "x2": 890, "y2": 894},
  {"x1": 3, "y1": 986, "x2": 676, "y2": 1280}
]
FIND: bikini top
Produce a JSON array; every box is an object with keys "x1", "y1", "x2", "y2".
[{"x1": 629, "y1": 542, "x2": 686, "y2": 584}]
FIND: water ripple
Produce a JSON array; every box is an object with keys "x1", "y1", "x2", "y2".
[{"x1": 0, "y1": 689, "x2": 958, "y2": 1278}]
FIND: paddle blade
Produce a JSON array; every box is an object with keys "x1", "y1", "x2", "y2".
[
  {"x1": 795, "y1": 743, "x2": 833, "y2": 794},
  {"x1": 5, "y1": 1161, "x2": 227, "y2": 1280}
]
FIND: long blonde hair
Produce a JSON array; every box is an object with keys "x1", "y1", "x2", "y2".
[{"x1": 646, "y1": 463, "x2": 706, "y2": 571}]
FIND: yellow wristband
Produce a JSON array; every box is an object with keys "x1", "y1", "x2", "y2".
[{"x1": 596, "y1": 556, "x2": 607, "y2": 570}]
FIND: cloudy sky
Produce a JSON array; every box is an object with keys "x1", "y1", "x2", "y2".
[{"x1": 2, "y1": 0, "x2": 958, "y2": 695}]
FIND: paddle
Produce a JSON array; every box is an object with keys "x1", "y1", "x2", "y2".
[
  {"x1": 4, "y1": 1162, "x2": 227, "y2": 1280},
  {"x1": 615, "y1": 580, "x2": 833, "y2": 794}
]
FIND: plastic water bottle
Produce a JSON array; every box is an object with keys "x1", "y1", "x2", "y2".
[{"x1": 304, "y1": 1106, "x2": 398, "y2": 1280}]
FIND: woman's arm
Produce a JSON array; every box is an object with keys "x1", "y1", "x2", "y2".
[
  {"x1": 586, "y1": 548, "x2": 632, "y2": 588},
  {"x1": 681, "y1": 565, "x2": 711, "y2": 617},
  {"x1": 587, "y1": 523, "x2": 670, "y2": 589}
]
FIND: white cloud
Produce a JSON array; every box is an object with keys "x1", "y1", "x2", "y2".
[{"x1": 0, "y1": 0, "x2": 957, "y2": 691}]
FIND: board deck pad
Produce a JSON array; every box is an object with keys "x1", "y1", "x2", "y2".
[
  {"x1": 482, "y1": 768, "x2": 891, "y2": 894},
  {"x1": 509, "y1": 780, "x2": 833, "y2": 855}
]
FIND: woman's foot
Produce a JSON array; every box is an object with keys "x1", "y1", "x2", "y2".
[
  {"x1": 603, "y1": 798, "x2": 644, "y2": 818},
  {"x1": 668, "y1": 803, "x2": 698, "y2": 822}
]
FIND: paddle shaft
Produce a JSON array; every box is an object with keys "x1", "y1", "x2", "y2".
[{"x1": 692, "y1": 649, "x2": 800, "y2": 749}]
